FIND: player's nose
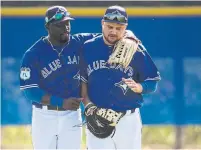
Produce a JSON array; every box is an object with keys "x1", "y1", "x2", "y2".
[
  {"x1": 110, "y1": 29, "x2": 117, "y2": 35},
  {"x1": 62, "y1": 26, "x2": 69, "y2": 33},
  {"x1": 65, "y1": 25, "x2": 70, "y2": 32}
]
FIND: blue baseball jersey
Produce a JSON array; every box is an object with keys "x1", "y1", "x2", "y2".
[
  {"x1": 81, "y1": 35, "x2": 160, "y2": 111},
  {"x1": 20, "y1": 33, "x2": 98, "y2": 99}
]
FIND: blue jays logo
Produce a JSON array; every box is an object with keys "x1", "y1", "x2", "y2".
[
  {"x1": 55, "y1": 7, "x2": 67, "y2": 16},
  {"x1": 55, "y1": 7, "x2": 70, "y2": 18},
  {"x1": 20, "y1": 67, "x2": 31, "y2": 80},
  {"x1": 106, "y1": 10, "x2": 125, "y2": 19},
  {"x1": 114, "y1": 78, "x2": 132, "y2": 95},
  {"x1": 73, "y1": 71, "x2": 81, "y2": 85},
  {"x1": 111, "y1": 10, "x2": 123, "y2": 16}
]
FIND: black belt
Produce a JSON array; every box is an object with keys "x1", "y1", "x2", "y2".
[
  {"x1": 125, "y1": 108, "x2": 136, "y2": 114},
  {"x1": 131, "y1": 108, "x2": 136, "y2": 113},
  {"x1": 117, "y1": 108, "x2": 136, "y2": 115},
  {"x1": 32, "y1": 102, "x2": 66, "y2": 111}
]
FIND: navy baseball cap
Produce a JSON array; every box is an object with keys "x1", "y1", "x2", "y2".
[
  {"x1": 103, "y1": 5, "x2": 128, "y2": 25},
  {"x1": 45, "y1": 6, "x2": 74, "y2": 25}
]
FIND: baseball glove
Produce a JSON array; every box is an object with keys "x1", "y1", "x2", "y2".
[
  {"x1": 108, "y1": 38, "x2": 144, "y2": 68},
  {"x1": 84, "y1": 103, "x2": 125, "y2": 139}
]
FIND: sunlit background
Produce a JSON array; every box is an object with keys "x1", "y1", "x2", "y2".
[{"x1": 1, "y1": 1, "x2": 201, "y2": 149}]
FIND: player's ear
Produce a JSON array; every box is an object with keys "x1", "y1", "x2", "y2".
[
  {"x1": 101, "y1": 19, "x2": 104, "y2": 26},
  {"x1": 101, "y1": 19, "x2": 105, "y2": 29},
  {"x1": 45, "y1": 24, "x2": 49, "y2": 30},
  {"x1": 124, "y1": 24, "x2": 128, "y2": 30}
]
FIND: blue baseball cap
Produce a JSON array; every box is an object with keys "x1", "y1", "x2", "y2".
[
  {"x1": 45, "y1": 6, "x2": 74, "y2": 25},
  {"x1": 103, "y1": 5, "x2": 128, "y2": 25}
]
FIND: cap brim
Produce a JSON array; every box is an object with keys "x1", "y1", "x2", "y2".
[
  {"x1": 63, "y1": 16, "x2": 75, "y2": 21},
  {"x1": 52, "y1": 17, "x2": 74, "y2": 24},
  {"x1": 103, "y1": 19, "x2": 127, "y2": 25}
]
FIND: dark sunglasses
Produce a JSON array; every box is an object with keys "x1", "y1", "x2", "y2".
[
  {"x1": 103, "y1": 13, "x2": 127, "y2": 24},
  {"x1": 45, "y1": 11, "x2": 70, "y2": 24}
]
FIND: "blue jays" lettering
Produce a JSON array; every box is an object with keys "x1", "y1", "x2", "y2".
[{"x1": 87, "y1": 60, "x2": 133, "y2": 77}]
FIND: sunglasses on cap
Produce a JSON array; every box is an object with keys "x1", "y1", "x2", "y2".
[
  {"x1": 103, "y1": 12, "x2": 127, "y2": 24},
  {"x1": 45, "y1": 11, "x2": 71, "y2": 25}
]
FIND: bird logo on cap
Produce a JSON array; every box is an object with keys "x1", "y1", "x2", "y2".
[{"x1": 111, "y1": 10, "x2": 123, "y2": 16}]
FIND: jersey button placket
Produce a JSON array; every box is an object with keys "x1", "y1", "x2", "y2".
[{"x1": 59, "y1": 55, "x2": 66, "y2": 65}]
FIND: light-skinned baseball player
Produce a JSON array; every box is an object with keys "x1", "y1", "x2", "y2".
[{"x1": 80, "y1": 5, "x2": 161, "y2": 149}]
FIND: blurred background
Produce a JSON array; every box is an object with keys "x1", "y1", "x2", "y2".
[{"x1": 1, "y1": 1, "x2": 201, "y2": 149}]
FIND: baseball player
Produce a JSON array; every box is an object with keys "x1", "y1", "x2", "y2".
[
  {"x1": 80, "y1": 5, "x2": 161, "y2": 149},
  {"x1": 19, "y1": 6, "x2": 100, "y2": 149}
]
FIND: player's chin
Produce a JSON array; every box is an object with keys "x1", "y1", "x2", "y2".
[
  {"x1": 108, "y1": 39, "x2": 118, "y2": 45},
  {"x1": 105, "y1": 37, "x2": 115, "y2": 43},
  {"x1": 60, "y1": 33, "x2": 69, "y2": 43}
]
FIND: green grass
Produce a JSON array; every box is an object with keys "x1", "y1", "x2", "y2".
[{"x1": 1, "y1": 125, "x2": 201, "y2": 149}]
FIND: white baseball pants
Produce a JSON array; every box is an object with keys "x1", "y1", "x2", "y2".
[
  {"x1": 86, "y1": 108, "x2": 142, "y2": 150},
  {"x1": 31, "y1": 105, "x2": 82, "y2": 149}
]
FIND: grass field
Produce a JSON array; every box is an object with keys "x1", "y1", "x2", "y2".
[{"x1": 1, "y1": 125, "x2": 201, "y2": 149}]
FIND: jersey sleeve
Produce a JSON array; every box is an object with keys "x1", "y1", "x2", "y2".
[
  {"x1": 20, "y1": 49, "x2": 64, "y2": 106},
  {"x1": 19, "y1": 50, "x2": 40, "y2": 90},
  {"x1": 133, "y1": 50, "x2": 161, "y2": 82},
  {"x1": 79, "y1": 46, "x2": 88, "y2": 83},
  {"x1": 141, "y1": 80, "x2": 158, "y2": 94},
  {"x1": 73, "y1": 33, "x2": 101, "y2": 45}
]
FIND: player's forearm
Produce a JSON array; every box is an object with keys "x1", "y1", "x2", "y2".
[
  {"x1": 80, "y1": 81, "x2": 92, "y2": 106},
  {"x1": 23, "y1": 88, "x2": 63, "y2": 107},
  {"x1": 82, "y1": 96, "x2": 92, "y2": 107},
  {"x1": 141, "y1": 80, "x2": 158, "y2": 94},
  {"x1": 81, "y1": 93, "x2": 92, "y2": 106}
]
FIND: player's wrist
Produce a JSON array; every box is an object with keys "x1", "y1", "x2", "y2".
[
  {"x1": 82, "y1": 97, "x2": 92, "y2": 107},
  {"x1": 85, "y1": 102, "x2": 93, "y2": 108},
  {"x1": 131, "y1": 83, "x2": 143, "y2": 93},
  {"x1": 137, "y1": 83, "x2": 143, "y2": 93},
  {"x1": 124, "y1": 30, "x2": 136, "y2": 41}
]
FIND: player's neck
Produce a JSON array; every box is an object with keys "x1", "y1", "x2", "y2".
[{"x1": 48, "y1": 36, "x2": 67, "y2": 47}]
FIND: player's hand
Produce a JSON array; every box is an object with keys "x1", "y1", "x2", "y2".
[
  {"x1": 124, "y1": 30, "x2": 137, "y2": 41},
  {"x1": 63, "y1": 97, "x2": 83, "y2": 110},
  {"x1": 122, "y1": 78, "x2": 143, "y2": 93}
]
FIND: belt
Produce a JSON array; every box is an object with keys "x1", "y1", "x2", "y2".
[
  {"x1": 117, "y1": 108, "x2": 136, "y2": 115},
  {"x1": 32, "y1": 102, "x2": 66, "y2": 111}
]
